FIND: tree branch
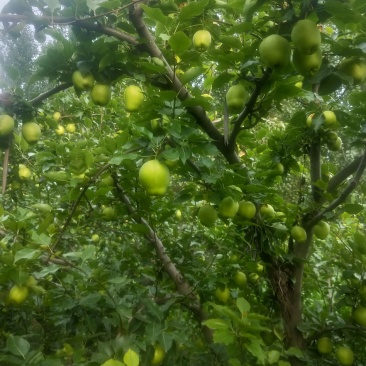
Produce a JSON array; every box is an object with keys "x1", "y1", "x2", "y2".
[
  {"x1": 29, "y1": 82, "x2": 73, "y2": 106},
  {"x1": 327, "y1": 154, "x2": 363, "y2": 193},
  {"x1": 305, "y1": 147, "x2": 366, "y2": 229},
  {"x1": 309, "y1": 140, "x2": 322, "y2": 202},
  {"x1": 128, "y1": 5, "x2": 242, "y2": 166},
  {"x1": 113, "y1": 180, "x2": 212, "y2": 342},
  {"x1": 228, "y1": 70, "x2": 272, "y2": 151},
  {"x1": 0, "y1": 14, "x2": 138, "y2": 45}
]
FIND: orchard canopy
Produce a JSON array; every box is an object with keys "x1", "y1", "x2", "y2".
[{"x1": 1, "y1": 0, "x2": 366, "y2": 365}]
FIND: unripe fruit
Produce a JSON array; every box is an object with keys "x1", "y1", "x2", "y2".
[
  {"x1": 306, "y1": 113, "x2": 314, "y2": 128},
  {"x1": 91, "y1": 234, "x2": 100, "y2": 242},
  {"x1": 124, "y1": 85, "x2": 144, "y2": 112},
  {"x1": 233, "y1": 271, "x2": 247, "y2": 288},
  {"x1": 175, "y1": 209, "x2": 182, "y2": 220},
  {"x1": 22, "y1": 122, "x2": 41, "y2": 144},
  {"x1": 260, "y1": 204, "x2": 275, "y2": 218},
  {"x1": 139, "y1": 160, "x2": 170, "y2": 196},
  {"x1": 339, "y1": 57, "x2": 366, "y2": 85},
  {"x1": 8, "y1": 285, "x2": 29, "y2": 304},
  {"x1": 292, "y1": 48, "x2": 322, "y2": 77},
  {"x1": 335, "y1": 346, "x2": 354, "y2": 366},
  {"x1": 226, "y1": 85, "x2": 248, "y2": 114},
  {"x1": 102, "y1": 207, "x2": 116, "y2": 221},
  {"x1": 198, "y1": 204, "x2": 218, "y2": 227},
  {"x1": 215, "y1": 286, "x2": 230, "y2": 303},
  {"x1": 291, "y1": 19, "x2": 321, "y2": 55},
  {"x1": 18, "y1": 165, "x2": 32, "y2": 180},
  {"x1": 317, "y1": 337, "x2": 333, "y2": 354},
  {"x1": 327, "y1": 136, "x2": 342, "y2": 151},
  {"x1": 353, "y1": 305, "x2": 366, "y2": 327},
  {"x1": 192, "y1": 30, "x2": 212, "y2": 52},
  {"x1": 55, "y1": 125, "x2": 65, "y2": 135},
  {"x1": 313, "y1": 220, "x2": 330, "y2": 240},
  {"x1": 72, "y1": 70, "x2": 95, "y2": 90},
  {"x1": 218, "y1": 197, "x2": 239, "y2": 218},
  {"x1": 53, "y1": 112, "x2": 61, "y2": 122},
  {"x1": 259, "y1": 34, "x2": 291, "y2": 70},
  {"x1": 322, "y1": 110, "x2": 337, "y2": 129},
  {"x1": 91, "y1": 84, "x2": 111, "y2": 106},
  {"x1": 151, "y1": 344, "x2": 165, "y2": 365},
  {"x1": 66, "y1": 123, "x2": 76, "y2": 133},
  {"x1": 0, "y1": 114, "x2": 15, "y2": 136},
  {"x1": 291, "y1": 225, "x2": 307, "y2": 243},
  {"x1": 237, "y1": 201, "x2": 256, "y2": 219}
]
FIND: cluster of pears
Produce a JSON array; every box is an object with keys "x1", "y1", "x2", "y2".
[
  {"x1": 307, "y1": 110, "x2": 342, "y2": 151},
  {"x1": 197, "y1": 197, "x2": 257, "y2": 227},
  {"x1": 72, "y1": 70, "x2": 145, "y2": 112},
  {"x1": 72, "y1": 70, "x2": 111, "y2": 106},
  {"x1": 316, "y1": 337, "x2": 355, "y2": 366},
  {"x1": 1, "y1": 113, "x2": 43, "y2": 147},
  {"x1": 7, "y1": 276, "x2": 45, "y2": 305},
  {"x1": 259, "y1": 19, "x2": 322, "y2": 77},
  {"x1": 291, "y1": 219, "x2": 330, "y2": 244}
]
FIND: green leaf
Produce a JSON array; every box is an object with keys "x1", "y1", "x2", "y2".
[
  {"x1": 31, "y1": 203, "x2": 53, "y2": 212},
  {"x1": 325, "y1": 0, "x2": 363, "y2": 23},
  {"x1": 342, "y1": 203, "x2": 364, "y2": 214},
  {"x1": 101, "y1": 360, "x2": 125, "y2": 366},
  {"x1": 203, "y1": 319, "x2": 230, "y2": 330},
  {"x1": 43, "y1": 171, "x2": 69, "y2": 184},
  {"x1": 31, "y1": 232, "x2": 51, "y2": 246},
  {"x1": 285, "y1": 347, "x2": 304, "y2": 358},
  {"x1": 168, "y1": 31, "x2": 191, "y2": 55},
  {"x1": 123, "y1": 349, "x2": 139, "y2": 366},
  {"x1": 109, "y1": 153, "x2": 138, "y2": 165},
  {"x1": 180, "y1": 66, "x2": 204, "y2": 85},
  {"x1": 236, "y1": 297, "x2": 250, "y2": 314},
  {"x1": 130, "y1": 224, "x2": 150, "y2": 234},
  {"x1": 212, "y1": 328, "x2": 235, "y2": 345},
  {"x1": 80, "y1": 246, "x2": 96, "y2": 262},
  {"x1": 246, "y1": 338, "x2": 266, "y2": 363},
  {"x1": 229, "y1": 359, "x2": 241, "y2": 366},
  {"x1": 140, "y1": 5, "x2": 169, "y2": 25},
  {"x1": 14, "y1": 249, "x2": 42, "y2": 263},
  {"x1": 179, "y1": 0, "x2": 209, "y2": 20},
  {"x1": 43, "y1": 0, "x2": 60, "y2": 12},
  {"x1": 87, "y1": 0, "x2": 104, "y2": 11},
  {"x1": 7, "y1": 335, "x2": 30, "y2": 358},
  {"x1": 278, "y1": 362, "x2": 291, "y2": 366},
  {"x1": 268, "y1": 350, "x2": 281, "y2": 364}
]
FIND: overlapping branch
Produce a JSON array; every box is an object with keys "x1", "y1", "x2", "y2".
[{"x1": 305, "y1": 148, "x2": 366, "y2": 229}]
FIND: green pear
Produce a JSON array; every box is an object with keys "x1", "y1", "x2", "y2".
[
  {"x1": 219, "y1": 197, "x2": 239, "y2": 218},
  {"x1": 291, "y1": 225, "x2": 307, "y2": 243},
  {"x1": 226, "y1": 85, "x2": 248, "y2": 114},
  {"x1": 339, "y1": 57, "x2": 366, "y2": 85},
  {"x1": 291, "y1": 19, "x2": 321, "y2": 55},
  {"x1": 237, "y1": 201, "x2": 256, "y2": 219},
  {"x1": 259, "y1": 34, "x2": 291, "y2": 70},
  {"x1": 313, "y1": 220, "x2": 330, "y2": 240},
  {"x1": 327, "y1": 136, "x2": 342, "y2": 151},
  {"x1": 292, "y1": 48, "x2": 322, "y2": 77},
  {"x1": 198, "y1": 205, "x2": 218, "y2": 227}
]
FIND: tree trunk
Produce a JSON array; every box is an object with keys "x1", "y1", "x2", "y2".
[{"x1": 268, "y1": 263, "x2": 306, "y2": 366}]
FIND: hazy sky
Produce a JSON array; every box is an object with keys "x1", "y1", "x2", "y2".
[{"x1": 0, "y1": 0, "x2": 8, "y2": 11}]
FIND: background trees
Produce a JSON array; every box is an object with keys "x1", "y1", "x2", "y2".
[{"x1": 0, "y1": 0, "x2": 366, "y2": 365}]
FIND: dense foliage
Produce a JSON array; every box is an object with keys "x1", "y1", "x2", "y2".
[{"x1": 0, "y1": 0, "x2": 366, "y2": 365}]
